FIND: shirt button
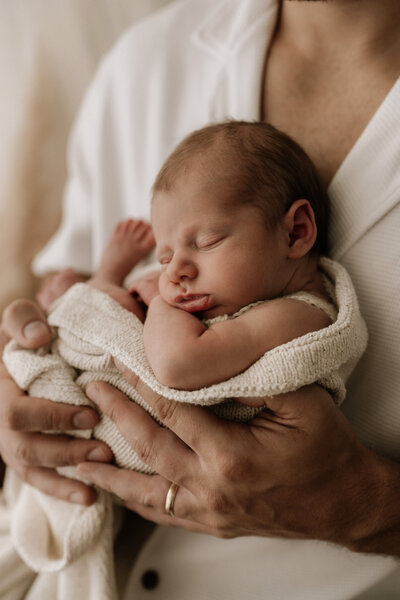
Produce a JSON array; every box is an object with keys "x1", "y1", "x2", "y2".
[{"x1": 141, "y1": 569, "x2": 160, "y2": 590}]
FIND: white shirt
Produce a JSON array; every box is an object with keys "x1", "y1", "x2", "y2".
[{"x1": 33, "y1": 1, "x2": 400, "y2": 598}]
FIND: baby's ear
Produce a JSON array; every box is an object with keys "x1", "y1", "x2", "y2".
[{"x1": 283, "y1": 199, "x2": 317, "y2": 259}]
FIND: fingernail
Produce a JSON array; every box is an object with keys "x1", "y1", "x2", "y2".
[
  {"x1": 23, "y1": 320, "x2": 50, "y2": 341},
  {"x1": 86, "y1": 382, "x2": 100, "y2": 402},
  {"x1": 73, "y1": 410, "x2": 97, "y2": 429},
  {"x1": 69, "y1": 492, "x2": 85, "y2": 504},
  {"x1": 87, "y1": 447, "x2": 111, "y2": 462}
]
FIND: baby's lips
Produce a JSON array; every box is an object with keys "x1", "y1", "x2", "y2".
[{"x1": 176, "y1": 294, "x2": 211, "y2": 312}]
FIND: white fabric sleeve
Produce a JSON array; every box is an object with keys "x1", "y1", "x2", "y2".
[{"x1": 32, "y1": 52, "x2": 114, "y2": 277}]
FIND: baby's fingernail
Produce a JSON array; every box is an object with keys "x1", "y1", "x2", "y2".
[
  {"x1": 73, "y1": 410, "x2": 97, "y2": 429},
  {"x1": 23, "y1": 320, "x2": 50, "y2": 341}
]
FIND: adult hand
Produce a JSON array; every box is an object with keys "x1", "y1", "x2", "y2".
[
  {"x1": 0, "y1": 298, "x2": 113, "y2": 505},
  {"x1": 77, "y1": 362, "x2": 400, "y2": 555}
]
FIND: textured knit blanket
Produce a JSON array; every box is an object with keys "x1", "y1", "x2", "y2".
[{"x1": 0, "y1": 257, "x2": 368, "y2": 600}]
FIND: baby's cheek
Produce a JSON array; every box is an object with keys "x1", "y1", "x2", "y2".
[{"x1": 158, "y1": 273, "x2": 174, "y2": 304}]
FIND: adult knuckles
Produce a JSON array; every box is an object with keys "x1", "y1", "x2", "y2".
[
  {"x1": 13, "y1": 438, "x2": 36, "y2": 466},
  {"x1": 133, "y1": 378, "x2": 180, "y2": 428},
  {"x1": 1, "y1": 401, "x2": 25, "y2": 430},
  {"x1": 205, "y1": 489, "x2": 234, "y2": 515},
  {"x1": 64, "y1": 439, "x2": 90, "y2": 466},
  {"x1": 45, "y1": 405, "x2": 75, "y2": 431},
  {"x1": 151, "y1": 396, "x2": 180, "y2": 428},
  {"x1": 214, "y1": 449, "x2": 250, "y2": 484},
  {"x1": 2, "y1": 396, "x2": 70, "y2": 432},
  {"x1": 132, "y1": 436, "x2": 156, "y2": 468},
  {"x1": 141, "y1": 486, "x2": 159, "y2": 509}
]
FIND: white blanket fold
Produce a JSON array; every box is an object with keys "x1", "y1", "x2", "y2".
[{"x1": 1, "y1": 257, "x2": 367, "y2": 600}]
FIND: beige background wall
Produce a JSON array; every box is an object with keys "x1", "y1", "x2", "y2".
[{"x1": 0, "y1": 0, "x2": 172, "y2": 314}]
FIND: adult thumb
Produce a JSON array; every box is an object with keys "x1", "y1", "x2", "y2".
[{"x1": 2, "y1": 299, "x2": 52, "y2": 349}]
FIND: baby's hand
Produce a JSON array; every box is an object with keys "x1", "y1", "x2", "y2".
[
  {"x1": 129, "y1": 271, "x2": 160, "y2": 306},
  {"x1": 37, "y1": 268, "x2": 88, "y2": 312}
]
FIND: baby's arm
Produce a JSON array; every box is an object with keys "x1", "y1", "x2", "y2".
[{"x1": 144, "y1": 295, "x2": 332, "y2": 390}]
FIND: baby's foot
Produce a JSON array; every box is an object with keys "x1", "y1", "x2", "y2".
[{"x1": 95, "y1": 219, "x2": 155, "y2": 285}]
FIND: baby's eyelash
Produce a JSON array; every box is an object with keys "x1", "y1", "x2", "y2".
[{"x1": 197, "y1": 236, "x2": 225, "y2": 250}]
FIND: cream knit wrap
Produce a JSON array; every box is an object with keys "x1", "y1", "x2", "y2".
[{"x1": 0, "y1": 257, "x2": 367, "y2": 600}]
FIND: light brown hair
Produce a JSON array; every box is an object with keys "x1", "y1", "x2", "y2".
[{"x1": 153, "y1": 120, "x2": 330, "y2": 255}]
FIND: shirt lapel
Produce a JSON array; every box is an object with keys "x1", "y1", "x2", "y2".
[
  {"x1": 329, "y1": 78, "x2": 400, "y2": 260},
  {"x1": 191, "y1": 0, "x2": 279, "y2": 121}
]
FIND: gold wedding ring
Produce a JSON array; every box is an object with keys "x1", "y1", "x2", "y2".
[{"x1": 164, "y1": 482, "x2": 180, "y2": 516}]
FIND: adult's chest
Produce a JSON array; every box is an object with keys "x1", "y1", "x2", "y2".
[{"x1": 262, "y1": 48, "x2": 400, "y2": 187}]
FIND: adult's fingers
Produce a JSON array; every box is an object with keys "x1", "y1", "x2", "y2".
[
  {"x1": 1, "y1": 431, "x2": 113, "y2": 470},
  {"x1": 78, "y1": 463, "x2": 173, "y2": 512},
  {"x1": 0, "y1": 371, "x2": 100, "y2": 432},
  {"x1": 86, "y1": 381, "x2": 197, "y2": 485},
  {"x1": 113, "y1": 360, "x2": 232, "y2": 454},
  {"x1": 14, "y1": 466, "x2": 97, "y2": 506},
  {"x1": 2, "y1": 299, "x2": 52, "y2": 349},
  {"x1": 77, "y1": 462, "x2": 222, "y2": 535}
]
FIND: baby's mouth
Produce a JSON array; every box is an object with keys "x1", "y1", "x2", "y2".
[{"x1": 175, "y1": 294, "x2": 211, "y2": 313}]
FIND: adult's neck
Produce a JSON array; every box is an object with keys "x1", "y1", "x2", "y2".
[{"x1": 279, "y1": 1, "x2": 400, "y2": 62}]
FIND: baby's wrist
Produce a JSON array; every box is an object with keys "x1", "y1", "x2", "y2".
[{"x1": 146, "y1": 294, "x2": 166, "y2": 313}]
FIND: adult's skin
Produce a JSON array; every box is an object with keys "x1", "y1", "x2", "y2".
[
  {"x1": 1, "y1": 0, "x2": 400, "y2": 553},
  {"x1": 2, "y1": 307, "x2": 400, "y2": 556},
  {"x1": 77, "y1": 368, "x2": 400, "y2": 556},
  {"x1": 0, "y1": 300, "x2": 113, "y2": 503}
]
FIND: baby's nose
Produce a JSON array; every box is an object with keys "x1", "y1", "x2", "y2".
[{"x1": 167, "y1": 256, "x2": 197, "y2": 282}]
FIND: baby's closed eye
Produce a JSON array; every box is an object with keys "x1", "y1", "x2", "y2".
[{"x1": 196, "y1": 234, "x2": 226, "y2": 250}]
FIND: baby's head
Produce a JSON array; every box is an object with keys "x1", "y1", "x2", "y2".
[{"x1": 151, "y1": 121, "x2": 329, "y2": 318}]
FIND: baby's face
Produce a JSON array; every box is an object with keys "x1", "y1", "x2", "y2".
[{"x1": 151, "y1": 170, "x2": 290, "y2": 319}]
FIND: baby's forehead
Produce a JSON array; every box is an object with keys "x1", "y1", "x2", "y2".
[{"x1": 152, "y1": 179, "x2": 242, "y2": 223}]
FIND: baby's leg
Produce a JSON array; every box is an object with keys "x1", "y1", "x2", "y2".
[{"x1": 94, "y1": 219, "x2": 155, "y2": 286}]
